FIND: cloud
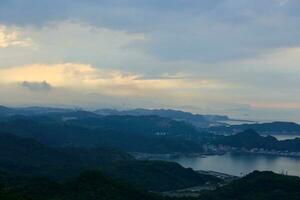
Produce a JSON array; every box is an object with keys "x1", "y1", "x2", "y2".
[
  {"x1": 277, "y1": 0, "x2": 289, "y2": 6},
  {"x1": 1, "y1": 0, "x2": 300, "y2": 61},
  {"x1": 0, "y1": 25, "x2": 31, "y2": 48},
  {"x1": 0, "y1": 63, "x2": 231, "y2": 107},
  {"x1": 1, "y1": 60, "x2": 300, "y2": 122},
  {"x1": 1, "y1": 1, "x2": 300, "y2": 121},
  {"x1": 218, "y1": 47, "x2": 300, "y2": 90},
  {"x1": 20, "y1": 81, "x2": 52, "y2": 91},
  {"x1": 0, "y1": 21, "x2": 147, "y2": 71}
]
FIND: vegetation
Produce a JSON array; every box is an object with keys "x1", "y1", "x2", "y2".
[
  {"x1": 215, "y1": 129, "x2": 300, "y2": 151},
  {"x1": 2, "y1": 170, "x2": 300, "y2": 200},
  {"x1": 100, "y1": 160, "x2": 221, "y2": 191},
  {"x1": 0, "y1": 132, "x2": 132, "y2": 180},
  {"x1": 209, "y1": 121, "x2": 300, "y2": 135},
  {"x1": 1, "y1": 106, "x2": 300, "y2": 200},
  {"x1": 0, "y1": 106, "x2": 229, "y2": 128},
  {"x1": 95, "y1": 108, "x2": 229, "y2": 127},
  {"x1": 0, "y1": 114, "x2": 205, "y2": 153},
  {"x1": 1, "y1": 170, "x2": 165, "y2": 200},
  {"x1": 197, "y1": 171, "x2": 300, "y2": 200},
  {"x1": 0, "y1": 132, "x2": 218, "y2": 192}
]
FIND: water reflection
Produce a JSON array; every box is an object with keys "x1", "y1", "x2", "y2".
[{"x1": 167, "y1": 153, "x2": 300, "y2": 177}]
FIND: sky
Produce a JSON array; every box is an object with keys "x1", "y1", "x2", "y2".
[{"x1": 1, "y1": 0, "x2": 300, "y2": 122}]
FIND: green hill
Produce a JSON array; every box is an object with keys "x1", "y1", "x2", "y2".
[
  {"x1": 0, "y1": 115, "x2": 204, "y2": 153},
  {"x1": 209, "y1": 121, "x2": 300, "y2": 135},
  {"x1": 0, "y1": 132, "x2": 219, "y2": 192},
  {"x1": 215, "y1": 129, "x2": 300, "y2": 151},
  {"x1": 1, "y1": 170, "x2": 164, "y2": 200},
  {"x1": 0, "y1": 132, "x2": 132, "y2": 180},
  {"x1": 198, "y1": 171, "x2": 300, "y2": 200},
  {"x1": 100, "y1": 160, "x2": 221, "y2": 192}
]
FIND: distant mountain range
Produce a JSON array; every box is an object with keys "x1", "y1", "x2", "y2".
[
  {"x1": 0, "y1": 105, "x2": 70, "y2": 116},
  {"x1": 95, "y1": 108, "x2": 231, "y2": 127},
  {"x1": 209, "y1": 121, "x2": 300, "y2": 135},
  {"x1": 2, "y1": 105, "x2": 300, "y2": 136},
  {"x1": 215, "y1": 129, "x2": 300, "y2": 152},
  {"x1": 3, "y1": 109, "x2": 300, "y2": 154},
  {"x1": 0, "y1": 114, "x2": 205, "y2": 153},
  {"x1": 0, "y1": 105, "x2": 242, "y2": 128}
]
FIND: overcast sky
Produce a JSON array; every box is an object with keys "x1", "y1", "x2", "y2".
[{"x1": 1, "y1": 0, "x2": 300, "y2": 122}]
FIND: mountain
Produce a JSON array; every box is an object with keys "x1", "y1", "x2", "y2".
[
  {"x1": 215, "y1": 129, "x2": 300, "y2": 152},
  {"x1": 66, "y1": 114, "x2": 201, "y2": 137},
  {"x1": 0, "y1": 106, "x2": 10, "y2": 112},
  {"x1": 0, "y1": 115, "x2": 205, "y2": 153},
  {"x1": 0, "y1": 106, "x2": 72, "y2": 117},
  {"x1": 0, "y1": 106, "x2": 234, "y2": 128},
  {"x1": 0, "y1": 132, "x2": 132, "y2": 179},
  {"x1": 198, "y1": 171, "x2": 300, "y2": 200},
  {"x1": 209, "y1": 121, "x2": 300, "y2": 135},
  {"x1": 0, "y1": 132, "x2": 219, "y2": 192},
  {"x1": 215, "y1": 129, "x2": 277, "y2": 149},
  {"x1": 2, "y1": 170, "x2": 300, "y2": 200},
  {"x1": 100, "y1": 160, "x2": 221, "y2": 192},
  {"x1": 95, "y1": 108, "x2": 230, "y2": 128},
  {"x1": 1, "y1": 170, "x2": 164, "y2": 200},
  {"x1": 0, "y1": 106, "x2": 11, "y2": 117},
  {"x1": 2, "y1": 170, "x2": 299, "y2": 200}
]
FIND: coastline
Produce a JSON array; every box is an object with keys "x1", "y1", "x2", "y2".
[
  {"x1": 131, "y1": 148, "x2": 300, "y2": 162},
  {"x1": 158, "y1": 170, "x2": 238, "y2": 198}
]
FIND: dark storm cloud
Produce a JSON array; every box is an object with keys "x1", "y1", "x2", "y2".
[{"x1": 1, "y1": 0, "x2": 300, "y2": 61}]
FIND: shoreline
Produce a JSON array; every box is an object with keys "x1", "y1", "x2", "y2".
[
  {"x1": 131, "y1": 149, "x2": 300, "y2": 161},
  {"x1": 158, "y1": 170, "x2": 238, "y2": 198}
]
